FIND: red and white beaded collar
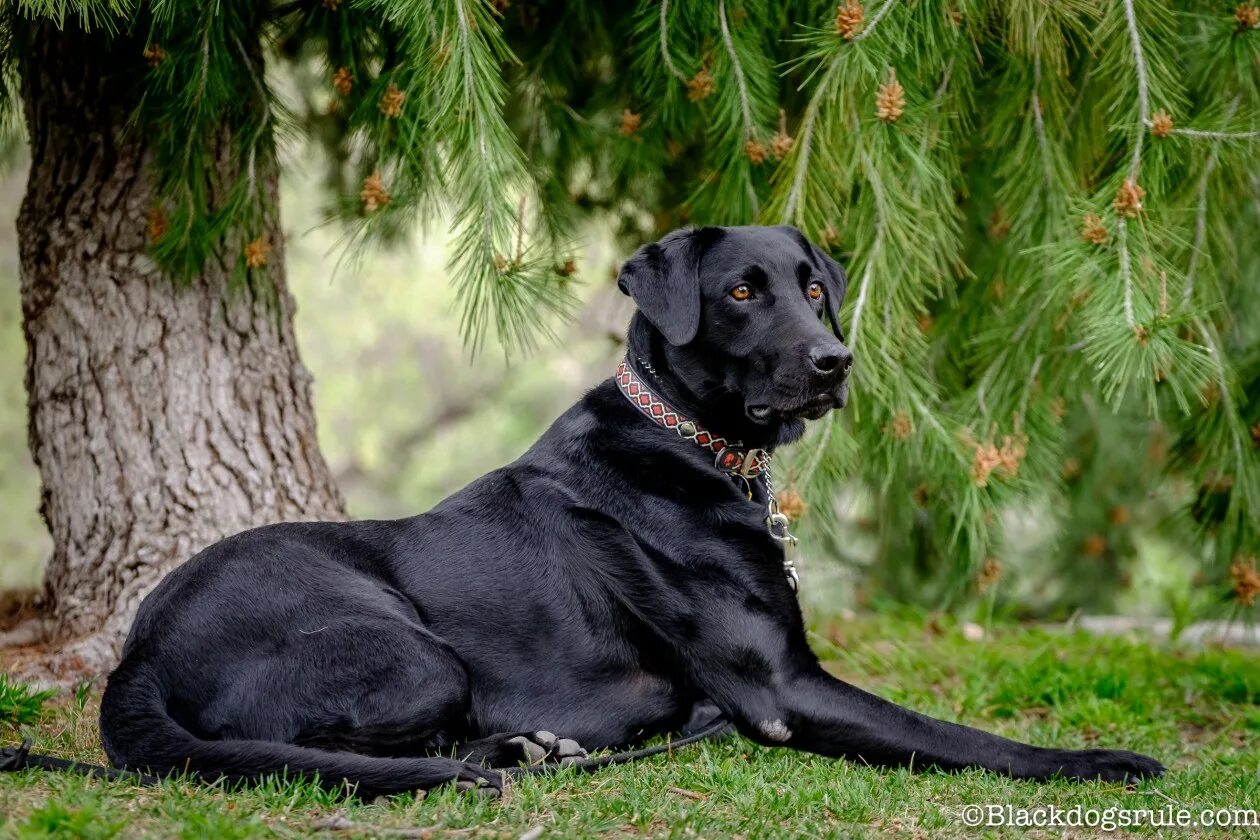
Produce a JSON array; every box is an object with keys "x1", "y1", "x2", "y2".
[{"x1": 614, "y1": 358, "x2": 770, "y2": 478}]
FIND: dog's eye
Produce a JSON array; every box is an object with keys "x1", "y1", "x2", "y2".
[
  {"x1": 807, "y1": 282, "x2": 824, "y2": 301},
  {"x1": 730, "y1": 285, "x2": 753, "y2": 301}
]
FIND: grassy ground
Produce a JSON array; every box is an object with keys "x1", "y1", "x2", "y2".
[{"x1": 2, "y1": 613, "x2": 1257, "y2": 839}]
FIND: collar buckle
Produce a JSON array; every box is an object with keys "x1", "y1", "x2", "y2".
[{"x1": 715, "y1": 447, "x2": 767, "y2": 477}]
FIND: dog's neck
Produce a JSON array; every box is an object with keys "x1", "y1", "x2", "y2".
[{"x1": 625, "y1": 314, "x2": 806, "y2": 451}]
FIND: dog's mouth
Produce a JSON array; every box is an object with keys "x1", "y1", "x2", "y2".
[{"x1": 747, "y1": 392, "x2": 842, "y2": 424}]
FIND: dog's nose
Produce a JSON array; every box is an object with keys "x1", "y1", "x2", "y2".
[{"x1": 810, "y1": 345, "x2": 853, "y2": 376}]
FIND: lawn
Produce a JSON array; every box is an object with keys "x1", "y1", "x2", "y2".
[{"x1": 2, "y1": 613, "x2": 1257, "y2": 838}]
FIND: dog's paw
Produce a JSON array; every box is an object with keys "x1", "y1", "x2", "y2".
[
  {"x1": 454, "y1": 764, "x2": 506, "y2": 797},
  {"x1": 504, "y1": 731, "x2": 588, "y2": 767},
  {"x1": 1046, "y1": 748, "x2": 1165, "y2": 784}
]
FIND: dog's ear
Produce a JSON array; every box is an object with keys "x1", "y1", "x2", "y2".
[
  {"x1": 775, "y1": 225, "x2": 848, "y2": 342},
  {"x1": 617, "y1": 230, "x2": 706, "y2": 346}
]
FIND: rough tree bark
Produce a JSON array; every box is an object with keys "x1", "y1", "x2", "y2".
[{"x1": 12, "y1": 21, "x2": 346, "y2": 677}]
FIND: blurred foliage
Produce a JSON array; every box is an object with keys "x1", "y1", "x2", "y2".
[{"x1": 0, "y1": 1, "x2": 1257, "y2": 624}]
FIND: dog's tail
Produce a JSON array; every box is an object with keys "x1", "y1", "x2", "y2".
[{"x1": 84, "y1": 658, "x2": 496, "y2": 797}]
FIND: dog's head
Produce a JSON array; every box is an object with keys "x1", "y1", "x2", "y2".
[{"x1": 619, "y1": 225, "x2": 852, "y2": 445}]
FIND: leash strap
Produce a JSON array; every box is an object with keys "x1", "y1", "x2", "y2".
[{"x1": 0, "y1": 739, "x2": 163, "y2": 785}]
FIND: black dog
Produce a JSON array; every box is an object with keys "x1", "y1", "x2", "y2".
[{"x1": 99, "y1": 225, "x2": 1162, "y2": 797}]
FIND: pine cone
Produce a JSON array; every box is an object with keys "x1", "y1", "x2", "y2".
[
  {"x1": 379, "y1": 84, "x2": 406, "y2": 118},
  {"x1": 987, "y1": 207, "x2": 1011, "y2": 239},
  {"x1": 687, "y1": 68, "x2": 715, "y2": 102},
  {"x1": 243, "y1": 235, "x2": 272, "y2": 269},
  {"x1": 1151, "y1": 109, "x2": 1173, "y2": 138},
  {"x1": 146, "y1": 207, "x2": 168, "y2": 242},
  {"x1": 744, "y1": 139, "x2": 768, "y2": 165},
  {"x1": 835, "y1": 1, "x2": 864, "y2": 40},
  {"x1": 1081, "y1": 533, "x2": 1106, "y2": 558},
  {"x1": 332, "y1": 66, "x2": 353, "y2": 96},
  {"x1": 619, "y1": 109, "x2": 642, "y2": 137},
  {"x1": 360, "y1": 168, "x2": 390, "y2": 214},
  {"x1": 143, "y1": 45, "x2": 167, "y2": 68},
  {"x1": 997, "y1": 434, "x2": 1026, "y2": 479},
  {"x1": 1250, "y1": 421, "x2": 1260, "y2": 447},
  {"x1": 770, "y1": 130, "x2": 794, "y2": 159},
  {"x1": 876, "y1": 73, "x2": 905, "y2": 123},
  {"x1": 323, "y1": 0, "x2": 342, "y2": 9},
  {"x1": 887, "y1": 411, "x2": 912, "y2": 441},
  {"x1": 770, "y1": 108, "x2": 794, "y2": 158},
  {"x1": 976, "y1": 557, "x2": 1002, "y2": 593},
  {"x1": 1237, "y1": 3, "x2": 1260, "y2": 30},
  {"x1": 1081, "y1": 213, "x2": 1109, "y2": 245},
  {"x1": 917, "y1": 312, "x2": 934, "y2": 334},
  {"x1": 1229, "y1": 556, "x2": 1259, "y2": 607},
  {"x1": 971, "y1": 442, "x2": 1002, "y2": 487},
  {"x1": 776, "y1": 487, "x2": 809, "y2": 521},
  {"x1": 1112, "y1": 178, "x2": 1145, "y2": 218}
]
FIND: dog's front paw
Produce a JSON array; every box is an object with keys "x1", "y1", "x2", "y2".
[
  {"x1": 1043, "y1": 748, "x2": 1165, "y2": 784},
  {"x1": 505, "y1": 730, "x2": 588, "y2": 766}
]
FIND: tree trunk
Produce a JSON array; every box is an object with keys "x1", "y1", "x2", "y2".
[{"x1": 13, "y1": 21, "x2": 346, "y2": 677}]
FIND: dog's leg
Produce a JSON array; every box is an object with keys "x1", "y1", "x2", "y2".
[{"x1": 685, "y1": 615, "x2": 1162, "y2": 782}]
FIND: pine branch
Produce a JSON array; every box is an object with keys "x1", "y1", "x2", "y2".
[
  {"x1": 657, "y1": 0, "x2": 686, "y2": 82},
  {"x1": 1184, "y1": 97, "x2": 1241, "y2": 307}
]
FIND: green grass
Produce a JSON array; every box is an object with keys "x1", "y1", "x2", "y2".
[{"x1": 2, "y1": 614, "x2": 1257, "y2": 838}]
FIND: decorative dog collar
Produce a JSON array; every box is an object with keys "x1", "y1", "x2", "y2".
[{"x1": 614, "y1": 359, "x2": 769, "y2": 478}]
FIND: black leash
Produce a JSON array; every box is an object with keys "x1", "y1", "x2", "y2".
[
  {"x1": 0, "y1": 717, "x2": 734, "y2": 789},
  {"x1": 0, "y1": 739, "x2": 163, "y2": 785}
]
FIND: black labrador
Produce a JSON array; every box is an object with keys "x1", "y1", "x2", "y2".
[{"x1": 99, "y1": 225, "x2": 1163, "y2": 797}]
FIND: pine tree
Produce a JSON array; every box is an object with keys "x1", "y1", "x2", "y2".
[{"x1": 2, "y1": 0, "x2": 1257, "y2": 668}]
